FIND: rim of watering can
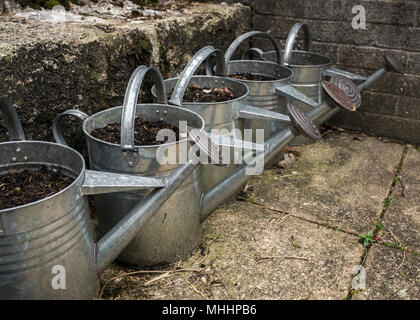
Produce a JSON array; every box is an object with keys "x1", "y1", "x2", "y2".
[
  {"x1": 82, "y1": 104, "x2": 206, "y2": 149},
  {"x1": 159, "y1": 75, "x2": 252, "y2": 106},
  {"x1": 262, "y1": 50, "x2": 333, "y2": 69},
  {"x1": 283, "y1": 50, "x2": 332, "y2": 68},
  {"x1": 0, "y1": 140, "x2": 86, "y2": 213},
  {"x1": 227, "y1": 59, "x2": 294, "y2": 84}
]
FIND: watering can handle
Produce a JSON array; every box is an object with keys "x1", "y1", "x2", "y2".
[
  {"x1": 52, "y1": 109, "x2": 89, "y2": 146},
  {"x1": 282, "y1": 22, "x2": 312, "y2": 66},
  {"x1": 169, "y1": 46, "x2": 226, "y2": 107},
  {"x1": 224, "y1": 31, "x2": 281, "y2": 66},
  {"x1": 241, "y1": 47, "x2": 266, "y2": 61},
  {"x1": 0, "y1": 97, "x2": 25, "y2": 141},
  {"x1": 120, "y1": 65, "x2": 167, "y2": 151}
]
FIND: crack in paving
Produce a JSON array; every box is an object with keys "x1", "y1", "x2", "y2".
[
  {"x1": 243, "y1": 198, "x2": 360, "y2": 237},
  {"x1": 346, "y1": 144, "x2": 409, "y2": 300}
]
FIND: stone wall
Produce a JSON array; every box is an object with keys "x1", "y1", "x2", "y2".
[
  {"x1": 0, "y1": 3, "x2": 250, "y2": 150},
  {"x1": 199, "y1": 0, "x2": 420, "y2": 143},
  {"x1": 1, "y1": 1, "x2": 419, "y2": 144}
]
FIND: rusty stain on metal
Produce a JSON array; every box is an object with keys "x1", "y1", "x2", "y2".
[
  {"x1": 287, "y1": 103, "x2": 322, "y2": 142},
  {"x1": 329, "y1": 75, "x2": 362, "y2": 108},
  {"x1": 321, "y1": 80, "x2": 356, "y2": 112}
]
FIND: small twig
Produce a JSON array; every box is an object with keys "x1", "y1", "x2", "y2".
[
  {"x1": 322, "y1": 129, "x2": 333, "y2": 137},
  {"x1": 277, "y1": 173, "x2": 305, "y2": 178},
  {"x1": 256, "y1": 255, "x2": 308, "y2": 261},
  {"x1": 143, "y1": 272, "x2": 171, "y2": 286},
  {"x1": 398, "y1": 271, "x2": 416, "y2": 285},
  {"x1": 197, "y1": 242, "x2": 211, "y2": 265},
  {"x1": 246, "y1": 199, "x2": 289, "y2": 215},
  {"x1": 188, "y1": 282, "x2": 208, "y2": 300},
  {"x1": 99, "y1": 268, "x2": 200, "y2": 298},
  {"x1": 391, "y1": 248, "x2": 406, "y2": 279},
  {"x1": 382, "y1": 224, "x2": 403, "y2": 246},
  {"x1": 398, "y1": 176, "x2": 406, "y2": 197}
]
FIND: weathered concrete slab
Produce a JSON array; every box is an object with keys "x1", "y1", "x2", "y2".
[
  {"x1": 0, "y1": 3, "x2": 250, "y2": 142},
  {"x1": 381, "y1": 146, "x2": 420, "y2": 253},
  {"x1": 247, "y1": 132, "x2": 404, "y2": 234},
  {"x1": 352, "y1": 245, "x2": 419, "y2": 300},
  {"x1": 97, "y1": 132, "x2": 416, "y2": 300},
  {"x1": 100, "y1": 200, "x2": 363, "y2": 300}
]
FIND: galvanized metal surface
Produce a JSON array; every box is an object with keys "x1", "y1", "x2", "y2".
[
  {"x1": 1, "y1": 98, "x2": 207, "y2": 298},
  {"x1": 222, "y1": 31, "x2": 293, "y2": 142},
  {"x1": 121, "y1": 66, "x2": 168, "y2": 151},
  {"x1": 170, "y1": 46, "x2": 226, "y2": 107},
  {"x1": 155, "y1": 46, "x2": 272, "y2": 194},
  {"x1": 54, "y1": 67, "x2": 207, "y2": 268},
  {"x1": 282, "y1": 22, "x2": 312, "y2": 66}
]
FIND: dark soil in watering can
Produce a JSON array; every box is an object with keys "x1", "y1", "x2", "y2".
[
  {"x1": 168, "y1": 85, "x2": 236, "y2": 103},
  {"x1": 90, "y1": 117, "x2": 180, "y2": 145},
  {"x1": 0, "y1": 166, "x2": 74, "y2": 210},
  {"x1": 229, "y1": 73, "x2": 278, "y2": 81}
]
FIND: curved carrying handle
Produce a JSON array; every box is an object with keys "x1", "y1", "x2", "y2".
[
  {"x1": 225, "y1": 31, "x2": 281, "y2": 67},
  {"x1": 0, "y1": 97, "x2": 25, "y2": 141},
  {"x1": 241, "y1": 47, "x2": 266, "y2": 61},
  {"x1": 169, "y1": 46, "x2": 226, "y2": 107},
  {"x1": 121, "y1": 66, "x2": 167, "y2": 151},
  {"x1": 52, "y1": 109, "x2": 89, "y2": 146},
  {"x1": 282, "y1": 22, "x2": 312, "y2": 66}
]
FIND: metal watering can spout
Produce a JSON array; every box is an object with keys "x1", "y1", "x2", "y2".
[{"x1": 308, "y1": 52, "x2": 404, "y2": 124}]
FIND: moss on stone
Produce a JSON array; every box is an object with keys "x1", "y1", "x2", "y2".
[
  {"x1": 18, "y1": 0, "x2": 159, "y2": 10},
  {"x1": 44, "y1": 0, "x2": 60, "y2": 9},
  {"x1": 131, "y1": 0, "x2": 158, "y2": 7},
  {"x1": 18, "y1": 0, "x2": 84, "y2": 10}
]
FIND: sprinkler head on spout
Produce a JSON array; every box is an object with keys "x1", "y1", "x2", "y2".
[
  {"x1": 384, "y1": 52, "x2": 404, "y2": 74},
  {"x1": 328, "y1": 75, "x2": 362, "y2": 109},
  {"x1": 322, "y1": 80, "x2": 357, "y2": 112},
  {"x1": 287, "y1": 103, "x2": 322, "y2": 142}
]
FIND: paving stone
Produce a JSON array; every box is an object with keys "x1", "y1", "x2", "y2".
[
  {"x1": 380, "y1": 146, "x2": 420, "y2": 252},
  {"x1": 352, "y1": 245, "x2": 419, "y2": 300},
  {"x1": 247, "y1": 132, "x2": 404, "y2": 234},
  {"x1": 101, "y1": 201, "x2": 364, "y2": 300}
]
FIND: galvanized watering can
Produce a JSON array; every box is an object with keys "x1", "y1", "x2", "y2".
[
  {"x1": 53, "y1": 65, "x2": 240, "y2": 268},
  {"x1": 207, "y1": 32, "x2": 336, "y2": 145},
  {"x1": 241, "y1": 23, "x2": 367, "y2": 109},
  {"x1": 153, "y1": 46, "x2": 289, "y2": 194},
  {"x1": 0, "y1": 97, "x2": 203, "y2": 299}
]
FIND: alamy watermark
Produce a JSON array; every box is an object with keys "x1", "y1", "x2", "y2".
[
  {"x1": 51, "y1": 265, "x2": 66, "y2": 290},
  {"x1": 154, "y1": 121, "x2": 266, "y2": 176},
  {"x1": 352, "y1": 5, "x2": 366, "y2": 30},
  {"x1": 351, "y1": 265, "x2": 366, "y2": 292}
]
